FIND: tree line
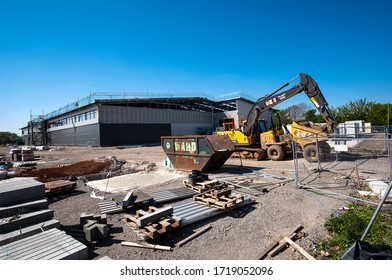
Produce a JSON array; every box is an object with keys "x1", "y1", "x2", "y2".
[
  {"x1": 278, "y1": 99, "x2": 391, "y2": 126},
  {"x1": 0, "y1": 132, "x2": 23, "y2": 145}
]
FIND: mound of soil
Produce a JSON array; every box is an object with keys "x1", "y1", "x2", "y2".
[{"x1": 22, "y1": 160, "x2": 110, "y2": 182}]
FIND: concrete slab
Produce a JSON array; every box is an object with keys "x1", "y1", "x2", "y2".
[
  {"x1": 0, "y1": 178, "x2": 45, "y2": 207},
  {"x1": 366, "y1": 180, "x2": 391, "y2": 199},
  {"x1": 0, "y1": 209, "x2": 54, "y2": 234},
  {"x1": 0, "y1": 219, "x2": 60, "y2": 246},
  {"x1": 0, "y1": 199, "x2": 48, "y2": 219}
]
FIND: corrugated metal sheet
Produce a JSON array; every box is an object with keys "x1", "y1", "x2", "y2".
[
  {"x1": 98, "y1": 187, "x2": 196, "y2": 214},
  {"x1": 149, "y1": 187, "x2": 196, "y2": 204},
  {"x1": 100, "y1": 123, "x2": 171, "y2": 146},
  {"x1": 100, "y1": 105, "x2": 212, "y2": 124},
  {"x1": 47, "y1": 123, "x2": 100, "y2": 146},
  {"x1": 173, "y1": 196, "x2": 254, "y2": 226},
  {"x1": 0, "y1": 228, "x2": 88, "y2": 260}
]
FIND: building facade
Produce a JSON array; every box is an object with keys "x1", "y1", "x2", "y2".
[{"x1": 24, "y1": 93, "x2": 257, "y2": 147}]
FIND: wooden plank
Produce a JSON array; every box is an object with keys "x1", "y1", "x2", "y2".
[
  {"x1": 255, "y1": 236, "x2": 284, "y2": 260},
  {"x1": 283, "y1": 237, "x2": 315, "y2": 260},
  {"x1": 136, "y1": 206, "x2": 173, "y2": 227},
  {"x1": 266, "y1": 224, "x2": 304, "y2": 258},
  {"x1": 121, "y1": 241, "x2": 172, "y2": 251},
  {"x1": 355, "y1": 165, "x2": 361, "y2": 188},
  {"x1": 176, "y1": 224, "x2": 212, "y2": 248}
]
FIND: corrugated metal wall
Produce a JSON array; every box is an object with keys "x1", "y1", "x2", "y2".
[
  {"x1": 100, "y1": 123, "x2": 171, "y2": 146},
  {"x1": 99, "y1": 105, "x2": 213, "y2": 124},
  {"x1": 47, "y1": 123, "x2": 100, "y2": 146}
]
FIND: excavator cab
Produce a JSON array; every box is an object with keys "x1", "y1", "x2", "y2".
[{"x1": 259, "y1": 110, "x2": 285, "y2": 144}]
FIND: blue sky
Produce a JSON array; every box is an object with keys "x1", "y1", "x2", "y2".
[{"x1": 1, "y1": 0, "x2": 391, "y2": 134}]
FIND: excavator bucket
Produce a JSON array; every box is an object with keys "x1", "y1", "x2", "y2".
[{"x1": 161, "y1": 135, "x2": 235, "y2": 172}]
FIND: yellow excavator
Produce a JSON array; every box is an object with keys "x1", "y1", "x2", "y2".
[{"x1": 215, "y1": 73, "x2": 337, "y2": 162}]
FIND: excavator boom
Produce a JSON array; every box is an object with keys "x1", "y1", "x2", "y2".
[{"x1": 245, "y1": 73, "x2": 337, "y2": 138}]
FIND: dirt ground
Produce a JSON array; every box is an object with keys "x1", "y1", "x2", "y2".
[{"x1": 0, "y1": 144, "x2": 367, "y2": 260}]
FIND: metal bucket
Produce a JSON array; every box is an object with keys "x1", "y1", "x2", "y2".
[{"x1": 161, "y1": 135, "x2": 235, "y2": 172}]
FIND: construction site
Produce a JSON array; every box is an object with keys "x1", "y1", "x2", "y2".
[{"x1": 1, "y1": 74, "x2": 391, "y2": 260}]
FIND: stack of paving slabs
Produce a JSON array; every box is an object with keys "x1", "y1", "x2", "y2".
[{"x1": 0, "y1": 178, "x2": 87, "y2": 259}]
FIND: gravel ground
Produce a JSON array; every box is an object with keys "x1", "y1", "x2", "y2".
[{"x1": 0, "y1": 145, "x2": 363, "y2": 260}]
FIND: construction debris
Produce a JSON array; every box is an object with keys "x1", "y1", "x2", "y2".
[
  {"x1": 256, "y1": 224, "x2": 305, "y2": 260},
  {"x1": 283, "y1": 236, "x2": 315, "y2": 260}
]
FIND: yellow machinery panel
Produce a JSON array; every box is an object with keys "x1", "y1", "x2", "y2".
[{"x1": 216, "y1": 130, "x2": 249, "y2": 145}]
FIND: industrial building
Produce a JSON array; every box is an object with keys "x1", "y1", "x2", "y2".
[{"x1": 21, "y1": 92, "x2": 257, "y2": 147}]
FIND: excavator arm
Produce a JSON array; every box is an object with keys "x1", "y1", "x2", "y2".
[{"x1": 245, "y1": 73, "x2": 337, "y2": 139}]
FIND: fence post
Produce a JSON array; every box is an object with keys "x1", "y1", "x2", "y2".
[{"x1": 293, "y1": 139, "x2": 299, "y2": 188}]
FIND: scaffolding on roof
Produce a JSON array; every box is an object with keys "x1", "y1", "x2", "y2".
[{"x1": 42, "y1": 91, "x2": 257, "y2": 121}]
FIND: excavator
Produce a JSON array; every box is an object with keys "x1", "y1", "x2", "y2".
[{"x1": 215, "y1": 73, "x2": 338, "y2": 162}]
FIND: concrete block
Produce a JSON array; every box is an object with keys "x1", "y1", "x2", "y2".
[
  {"x1": 80, "y1": 213, "x2": 107, "y2": 226},
  {"x1": 83, "y1": 220, "x2": 108, "y2": 243},
  {"x1": 122, "y1": 190, "x2": 134, "y2": 208},
  {"x1": 80, "y1": 213, "x2": 95, "y2": 226},
  {"x1": 0, "y1": 178, "x2": 45, "y2": 207},
  {"x1": 0, "y1": 228, "x2": 88, "y2": 260},
  {"x1": 0, "y1": 209, "x2": 54, "y2": 234},
  {"x1": 0, "y1": 219, "x2": 60, "y2": 246},
  {"x1": 83, "y1": 220, "x2": 99, "y2": 243},
  {"x1": 0, "y1": 199, "x2": 48, "y2": 219},
  {"x1": 96, "y1": 223, "x2": 108, "y2": 239}
]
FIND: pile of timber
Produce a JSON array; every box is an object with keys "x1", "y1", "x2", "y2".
[
  {"x1": 44, "y1": 180, "x2": 76, "y2": 196},
  {"x1": 183, "y1": 172, "x2": 244, "y2": 210},
  {"x1": 183, "y1": 179, "x2": 227, "y2": 193},
  {"x1": 192, "y1": 189, "x2": 244, "y2": 209}
]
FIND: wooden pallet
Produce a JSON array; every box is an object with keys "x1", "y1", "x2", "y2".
[
  {"x1": 183, "y1": 179, "x2": 227, "y2": 193},
  {"x1": 123, "y1": 206, "x2": 181, "y2": 240},
  {"x1": 192, "y1": 190, "x2": 244, "y2": 209},
  {"x1": 44, "y1": 180, "x2": 76, "y2": 196}
]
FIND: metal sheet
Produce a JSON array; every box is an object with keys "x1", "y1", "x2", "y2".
[{"x1": 173, "y1": 197, "x2": 254, "y2": 226}]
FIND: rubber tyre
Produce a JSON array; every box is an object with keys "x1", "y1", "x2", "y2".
[
  {"x1": 267, "y1": 145, "x2": 285, "y2": 161},
  {"x1": 253, "y1": 149, "x2": 266, "y2": 161},
  {"x1": 303, "y1": 144, "x2": 325, "y2": 162}
]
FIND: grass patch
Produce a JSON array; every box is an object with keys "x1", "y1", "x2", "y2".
[{"x1": 318, "y1": 204, "x2": 392, "y2": 259}]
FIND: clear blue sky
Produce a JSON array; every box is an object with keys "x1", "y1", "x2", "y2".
[{"x1": 1, "y1": 0, "x2": 391, "y2": 134}]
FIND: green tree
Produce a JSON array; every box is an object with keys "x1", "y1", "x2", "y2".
[
  {"x1": 334, "y1": 99, "x2": 391, "y2": 125},
  {"x1": 335, "y1": 99, "x2": 374, "y2": 122},
  {"x1": 0, "y1": 132, "x2": 21, "y2": 145},
  {"x1": 304, "y1": 109, "x2": 326, "y2": 123},
  {"x1": 369, "y1": 103, "x2": 390, "y2": 126}
]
